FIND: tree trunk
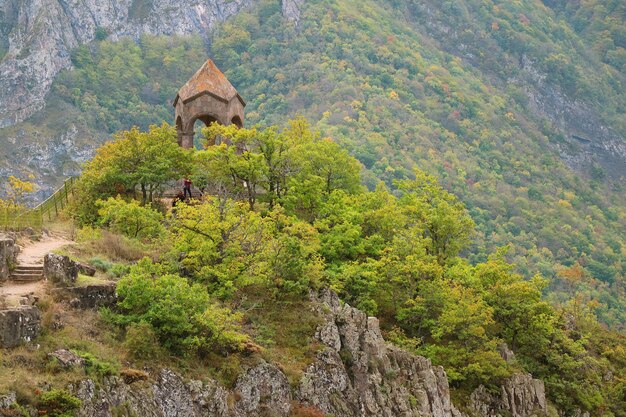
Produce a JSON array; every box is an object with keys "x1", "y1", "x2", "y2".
[{"x1": 141, "y1": 184, "x2": 147, "y2": 205}]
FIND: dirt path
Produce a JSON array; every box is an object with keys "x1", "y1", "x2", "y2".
[
  {"x1": 17, "y1": 235, "x2": 72, "y2": 265},
  {"x1": 0, "y1": 234, "x2": 73, "y2": 307}
]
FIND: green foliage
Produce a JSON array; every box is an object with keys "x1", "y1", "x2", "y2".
[
  {"x1": 208, "y1": 0, "x2": 626, "y2": 330},
  {"x1": 123, "y1": 322, "x2": 164, "y2": 361},
  {"x1": 73, "y1": 123, "x2": 191, "y2": 224},
  {"x1": 196, "y1": 118, "x2": 362, "y2": 214},
  {"x1": 36, "y1": 389, "x2": 81, "y2": 417},
  {"x1": 110, "y1": 258, "x2": 249, "y2": 355},
  {"x1": 397, "y1": 169, "x2": 475, "y2": 265},
  {"x1": 30, "y1": 0, "x2": 625, "y2": 330},
  {"x1": 57, "y1": 35, "x2": 208, "y2": 132},
  {"x1": 69, "y1": 115, "x2": 626, "y2": 414},
  {"x1": 169, "y1": 199, "x2": 323, "y2": 297},
  {"x1": 75, "y1": 351, "x2": 118, "y2": 378},
  {"x1": 97, "y1": 196, "x2": 165, "y2": 239},
  {"x1": 545, "y1": 0, "x2": 626, "y2": 73}
]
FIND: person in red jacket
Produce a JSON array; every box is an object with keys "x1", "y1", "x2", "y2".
[{"x1": 183, "y1": 177, "x2": 192, "y2": 200}]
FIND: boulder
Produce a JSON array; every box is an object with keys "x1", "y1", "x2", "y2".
[
  {"x1": 0, "y1": 392, "x2": 17, "y2": 409},
  {"x1": 49, "y1": 349, "x2": 85, "y2": 367},
  {"x1": 76, "y1": 262, "x2": 96, "y2": 277},
  {"x1": 44, "y1": 253, "x2": 78, "y2": 285},
  {"x1": 0, "y1": 306, "x2": 41, "y2": 348}
]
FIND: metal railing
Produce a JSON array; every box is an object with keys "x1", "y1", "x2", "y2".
[{"x1": 1, "y1": 177, "x2": 77, "y2": 231}]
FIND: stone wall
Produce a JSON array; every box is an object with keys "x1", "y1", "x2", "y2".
[{"x1": 52, "y1": 283, "x2": 117, "y2": 309}]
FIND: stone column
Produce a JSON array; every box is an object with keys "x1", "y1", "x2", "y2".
[{"x1": 181, "y1": 132, "x2": 195, "y2": 149}]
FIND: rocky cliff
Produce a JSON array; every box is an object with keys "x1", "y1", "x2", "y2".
[
  {"x1": 0, "y1": 0, "x2": 260, "y2": 129},
  {"x1": 64, "y1": 290, "x2": 547, "y2": 417}
]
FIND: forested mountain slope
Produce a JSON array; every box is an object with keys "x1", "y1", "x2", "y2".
[{"x1": 0, "y1": 0, "x2": 624, "y2": 326}]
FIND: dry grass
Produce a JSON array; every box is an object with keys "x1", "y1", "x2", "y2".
[
  {"x1": 0, "y1": 295, "x2": 125, "y2": 404},
  {"x1": 290, "y1": 403, "x2": 327, "y2": 417},
  {"x1": 238, "y1": 286, "x2": 323, "y2": 386},
  {"x1": 61, "y1": 230, "x2": 147, "y2": 263}
]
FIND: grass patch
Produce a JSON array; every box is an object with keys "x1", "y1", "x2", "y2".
[
  {"x1": 76, "y1": 274, "x2": 111, "y2": 287},
  {"x1": 0, "y1": 299, "x2": 124, "y2": 404},
  {"x1": 238, "y1": 286, "x2": 323, "y2": 386}
]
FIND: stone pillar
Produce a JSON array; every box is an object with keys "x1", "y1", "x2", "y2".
[
  {"x1": 0, "y1": 238, "x2": 18, "y2": 281},
  {"x1": 181, "y1": 132, "x2": 194, "y2": 149}
]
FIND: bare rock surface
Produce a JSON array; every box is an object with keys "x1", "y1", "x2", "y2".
[
  {"x1": 44, "y1": 253, "x2": 78, "y2": 285},
  {"x1": 282, "y1": 0, "x2": 304, "y2": 24},
  {"x1": 0, "y1": 391, "x2": 17, "y2": 409},
  {"x1": 0, "y1": 305, "x2": 40, "y2": 348},
  {"x1": 0, "y1": 237, "x2": 18, "y2": 281},
  {"x1": 297, "y1": 289, "x2": 456, "y2": 417},
  {"x1": 0, "y1": 288, "x2": 544, "y2": 417},
  {"x1": 49, "y1": 349, "x2": 85, "y2": 367},
  {"x1": 469, "y1": 373, "x2": 547, "y2": 417}
]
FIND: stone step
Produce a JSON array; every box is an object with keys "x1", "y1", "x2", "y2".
[
  {"x1": 10, "y1": 272, "x2": 44, "y2": 281},
  {"x1": 14, "y1": 265, "x2": 43, "y2": 272}
]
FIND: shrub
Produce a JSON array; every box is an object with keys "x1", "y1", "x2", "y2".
[
  {"x1": 124, "y1": 322, "x2": 162, "y2": 360},
  {"x1": 36, "y1": 389, "x2": 81, "y2": 417},
  {"x1": 107, "y1": 263, "x2": 130, "y2": 279},
  {"x1": 76, "y1": 226, "x2": 102, "y2": 243},
  {"x1": 119, "y1": 368, "x2": 149, "y2": 384},
  {"x1": 75, "y1": 351, "x2": 118, "y2": 378},
  {"x1": 112, "y1": 258, "x2": 250, "y2": 355},
  {"x1": 90, "y1": 257, "x2": 113, "y2": 272},
  {"x1": 97, "y1": 196, "x2": 165, "y2": 240}
]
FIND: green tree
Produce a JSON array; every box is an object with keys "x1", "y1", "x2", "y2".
[
  {"x1": 97, "y1": 196, "x2": 165, "y2": 239},
  {"x1": 73, "y1": 123, "x2": 191, "y2": 224},
  {"x1": 397, "y1": 169, "x2": 475, "y2": 265}
]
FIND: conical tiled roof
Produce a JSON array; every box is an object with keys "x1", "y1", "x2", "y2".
[{"x1": 174, "y1": 59, "x2": 244, "y2": 106}]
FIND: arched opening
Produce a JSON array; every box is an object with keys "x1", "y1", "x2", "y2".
[
  {"x1": 175, "y1": 116, "x2": 183, "y2": 146},
  {"x1": 192, "y1": 114, "x2": 219, "y2": 149},
  {"x1": 231, "y1": 115, "x2": 243, "y2": 128}
]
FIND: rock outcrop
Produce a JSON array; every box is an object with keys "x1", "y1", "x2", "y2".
[
  {"x1": 297, "y1": 289, "x2": 456, "y2": 417},
  {"x1": 49, "y1": 349, "x2": 86, "y2": 368},
  {"x1": 282, "y1": 0, "x2": 304, "y2": 25},
  {"x1": 0, "y1": 392, "x2": 17, "y2": 409},
  {"x1": 0, "y1": 305, "x2": 41, "y2": 348},
  {"x1": 75, "y1": 366, "x2": 291, "y2": 417},
  {"x1": 0, "y1": 0, "x2": 310, "y2": 129},
  {"x1": 53, "y1": 282, "x2": 118, "y2": 309},
  {"x1": 67, "y1": 289, "x2": 548, "y2": 417},
  {"x1": 43, "y1": 253, "x2": 78, "y2": 285},
  {"x1": 469, "y1": 373, "x2": 547, "y2": 417}
]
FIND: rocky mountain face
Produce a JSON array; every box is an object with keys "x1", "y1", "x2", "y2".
[
  {"x1": 41, "y1": 290, "x2": 546, "y2": 417},
  {"x1": 0, "y1": 0, "x2": 262, "y2": 129}
]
